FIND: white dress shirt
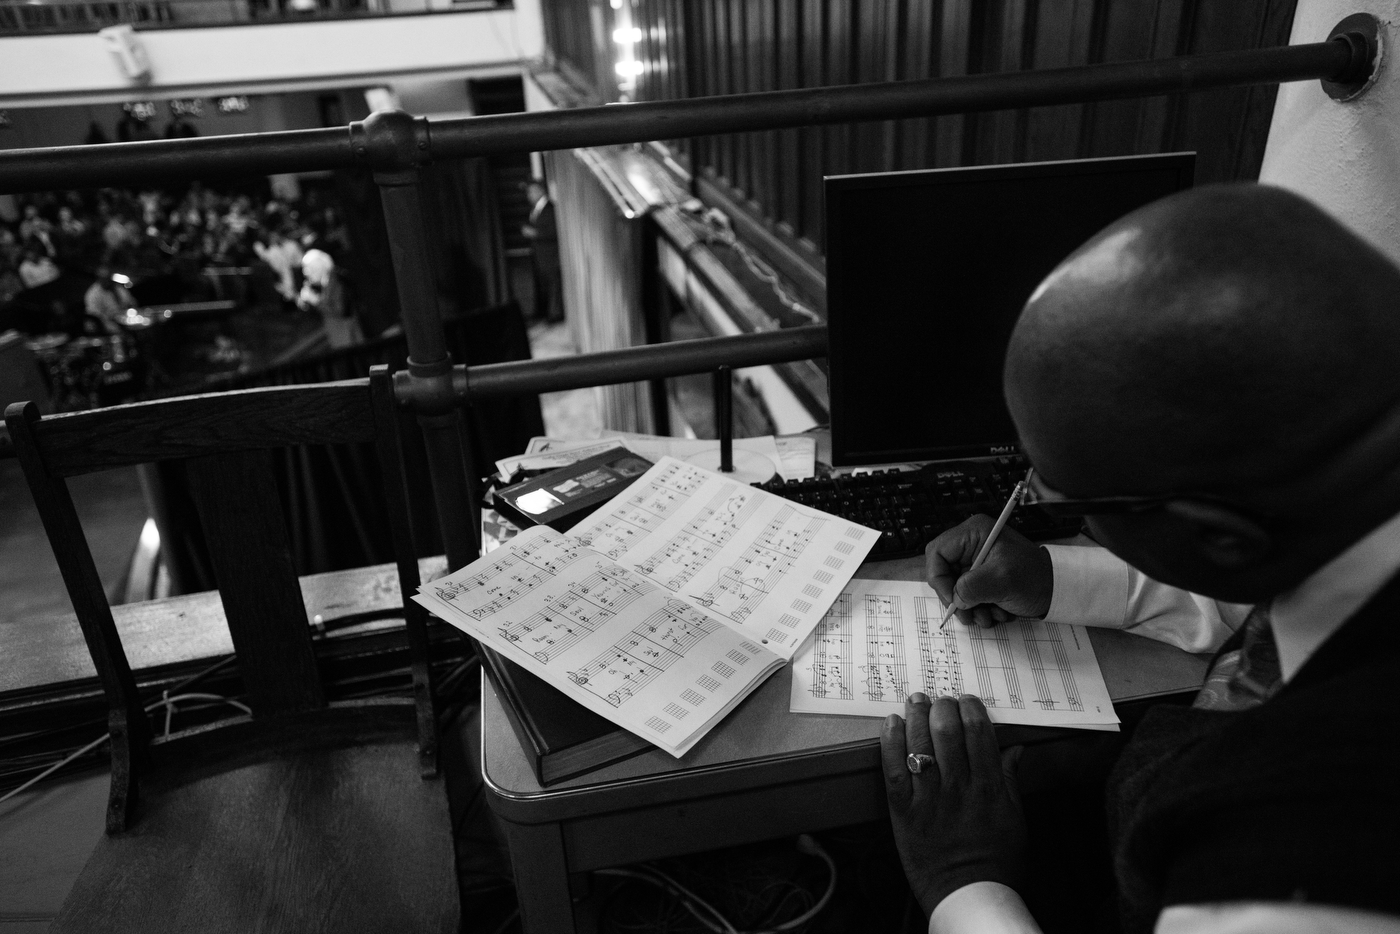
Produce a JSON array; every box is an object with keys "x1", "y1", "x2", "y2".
[{"x1": 929, "y1": 508, "x2": 1400, "y2": 934}]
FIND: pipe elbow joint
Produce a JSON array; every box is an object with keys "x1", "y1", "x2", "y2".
[{"x1": 351, "y1": 110, "x2": 432, "y2": 177}]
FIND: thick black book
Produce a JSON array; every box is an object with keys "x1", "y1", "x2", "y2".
[{"x1": 479, "y1": 646, "x2": 652, "y2": 785}]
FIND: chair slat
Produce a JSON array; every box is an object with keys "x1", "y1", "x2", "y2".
[
  {"x1": 370, "y1": 367, "x2": 438, "y2": 777},
  {"x1": 187, "y1": 449, "x2": 325, "y2": 716},
  {"x1": 5, "y1": 401, "x2": 148, "y2": 832},
  {"x1": 33, "y1": 382, "x2": 375, "y2": 478}
]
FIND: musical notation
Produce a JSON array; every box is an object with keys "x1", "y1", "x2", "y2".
[
  {"x1": 573, "y1": 458, "x2": 878, "y2": 659},
  {"x1": 914, "y1": 597, "x2": 964, "y2": 697},
  {"x1": 567, "y1": 602, "x2": 721, "y2": 707},
  {"x1": 790, "y1": 579, "x2": 1119, "y2": 730},
  {"x1": 862, "y1": 594, "x2": 909, "y2": 703},
  {"x1": 432, "y1": 533, "x2": 586, "y2": 620},
  {"x1": 808, "y1": 594, "x2": 853, "y2": 700},
  {"x1": 634, "y1": 486, "x2": 759, "y2": 588},
  {"x1": 575, "y1": 460, "x2": 708, "y2": 559},
  {"x1": 495, "y1": 565, "x2": 653, "y2": 662},
  {"x1": 412, "y1": 520, "x2": 790, "y2": 758}
]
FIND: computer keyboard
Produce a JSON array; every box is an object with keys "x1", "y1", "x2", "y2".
[{"x1": 753, "y1": 455, "x2": 1083, "y2": 561}]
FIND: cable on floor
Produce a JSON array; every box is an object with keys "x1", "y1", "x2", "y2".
[
  {"x1": 0, "y1": 691, "x2": 251, "y2": 809},
  {"x1": 595, "y1": 834, "x2": 838, "y2": 934}
]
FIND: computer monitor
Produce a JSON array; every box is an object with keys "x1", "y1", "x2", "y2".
[{"x1": 825, "y1": 152, "x2": 1196, "y2": 467}]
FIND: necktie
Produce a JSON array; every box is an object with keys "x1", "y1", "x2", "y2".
[{"x1": 1192, "y1": 602, "x2": 1282, "y2": 712}]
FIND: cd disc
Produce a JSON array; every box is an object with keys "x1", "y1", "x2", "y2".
[{"x1": 686, "y1": 448, "x2": 778, "y2": 485}]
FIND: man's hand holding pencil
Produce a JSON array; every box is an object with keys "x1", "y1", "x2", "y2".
[{"x1": 925, "y1": 482, "x2": 1057, "y2": 629}]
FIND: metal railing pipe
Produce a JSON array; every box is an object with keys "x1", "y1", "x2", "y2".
[
  {"x1": 0, "y1": 31, "x2": 1373, "y2": 194},
  {"x1": 429, "y1": 38, "x2": 1362, "y2": 160},
  {"x1": 0, "y1": 327, "x2": 828, "y2": 460},
  {"x1": 388, "y1": 325, "x2": 829, "y2": 405}
]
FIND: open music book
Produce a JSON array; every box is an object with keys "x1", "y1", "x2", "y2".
[{"x1": 414, "y1": 456, "x2": 880, "y2": 757}]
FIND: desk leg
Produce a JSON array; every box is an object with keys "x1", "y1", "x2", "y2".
[{"x1": 503, "y1": 820, "x2": 578, "y2": 934}]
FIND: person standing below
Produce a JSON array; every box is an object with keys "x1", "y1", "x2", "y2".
[
  {"x1": 298, "y1": 248, "x2": 362, "y2": 349},
  {"x1": 522, "y1": 178, "x2": 563, "y2": 324},
  {"x1": 253, "y1": 228, "x2": 303, "y2": 306},
  {"x1": 883, "y1": 184, "x2": 1400, "y2": 934}
]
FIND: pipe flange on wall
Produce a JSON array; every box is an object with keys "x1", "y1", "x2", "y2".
[{"x1": 1323, "y1": 12, "x2": 1385, "y2": 101}]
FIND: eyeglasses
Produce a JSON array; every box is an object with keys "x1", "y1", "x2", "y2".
[
  {"x1": 1022, "y1": 468, "x2": 1272, "y2": 523},
  {"x1": 1022, "y1": 469, "x2": 1183, "y2": 518}
]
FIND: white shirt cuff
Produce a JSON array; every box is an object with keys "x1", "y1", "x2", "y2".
[
  {"x1": 1043, "y1": 544, "x2": 1131, "y2": 628},
  {"x1": 929, "y1": 882, "x2": 1042, "y2": 934}
]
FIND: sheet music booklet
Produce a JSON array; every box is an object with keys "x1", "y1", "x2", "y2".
[{"x1": 414, "y1": 456, "x2": 880, "y2": 757}]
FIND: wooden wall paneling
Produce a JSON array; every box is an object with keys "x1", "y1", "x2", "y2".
[
  {"x1": 694, "y1": 0, "x2": 716, "y2": 178},
  {"x1": 880, "y1": 0, "x2": 902, "y2": 170},
  {"x1": 852, "y1": 0, "x2": 888, "y2": 174},
  {"x1": 1226, "y1": 0, "x2": 1296, "y2": 181},
  {"x1": 749, "y1": 0, "x2": 776, "y2": 216},
  {"x1": 1010, "y1": 0, "x2": 1040, "y2": 163},
  {"x1": 595, "y1": 0, "x2": 620, "y2": 104},
  {"x1": 1172, "y1": 0, "x2": 1296, "y2": 182},
  {"x1": 732, "y1": 0, "x2": 753, "y2": 201},
  {"x1": 974, "y1": 0, "x2": 1030, "y2": 165},
  {"x1": 636, "y1": 1, "x2": 654, "y2": 103},
  {"x1": 672, "y1": 0, "x2": 695, "y2": 170},
  {"x1": 958, "y1": 2, "x2": 991, "y2": 165},
  {"x1": 934, "y1": 0, "x2": 973, "y2": 168},
  {"x1": 1132, "y1": 0, "x2": 1194, "y2": 158},
  {"x1": 187, "y1": 448, "x2": 326, "y2": 717},
  {"x1": 715, "y1": 0, "x2": 736, "y2": 188},
  {"x1": 898, "y1": 0, "x2": 938, "y2": 170},
  {"x1": 1075, "y1": 0, "x2": 1111, "y2": 157},
  {"x1": 823, "y1": 0, "x2": 853, "y2": 178},
  {"x1": 1079, "y1": 0, "x2": 1158, "y2": 159},
  {"x1": 777, "y1": 0, "x2": 802, "y2": 235},
  {"x1": 1025, "y1": 0, "x2": 1096, "y2": 162},
  {"x1": 800, "y1": 0, "x2": 827, "y2": 245}
]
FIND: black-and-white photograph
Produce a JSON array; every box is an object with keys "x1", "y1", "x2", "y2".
[{"x1": 0, "y1": 2, "x2": 1395, "y2": 933}]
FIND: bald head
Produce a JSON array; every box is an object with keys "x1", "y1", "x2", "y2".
[{"x1": 1007, "y1": 183, "x2": 1400, "y2": 499}]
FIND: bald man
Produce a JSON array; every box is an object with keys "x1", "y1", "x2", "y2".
[{"x1": 881, "y1": 184, "x2": 1400, "y2": 934}]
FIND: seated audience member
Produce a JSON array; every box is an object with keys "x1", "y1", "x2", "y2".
[
  {"x1": 84, "y1": 266, "x2": 136, "y2": 325},
  {"x1": 17, "y1": 245, "x2": 59, "y2": 289},
  {"x1": 884, "y1": 184, "x2": 1400, "y2": 934}
]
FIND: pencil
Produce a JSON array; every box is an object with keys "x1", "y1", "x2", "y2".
[{"x1": 940, "y1": 468, "x2": 1034, "y2": 630}]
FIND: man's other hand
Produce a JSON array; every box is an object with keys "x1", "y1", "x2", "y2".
[
  {"x1": 882, "y1": 694, "x2": 1029, "y2": 918},
  {"x1": 926, "y1": 516, "x2": 1053, "y2": 627}
]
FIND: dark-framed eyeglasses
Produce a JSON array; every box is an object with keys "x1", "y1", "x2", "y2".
[
  {"x1": 1022, "y1": 469, "x2": 1179, "y2": 518},
  {"x1": 1022, "y1": 469, "x2": 1270, "y2": 523}
]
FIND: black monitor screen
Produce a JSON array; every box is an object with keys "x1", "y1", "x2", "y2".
[{"x1": 825, "y1": 153, "x2": 1195, "y2": 466}]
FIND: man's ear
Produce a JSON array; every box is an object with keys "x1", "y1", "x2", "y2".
[{"x1": 1161, "y1": 499, "x2": 1272, "y2": 569}]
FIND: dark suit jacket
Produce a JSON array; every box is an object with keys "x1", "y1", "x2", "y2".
[{"x1": 1107, "y1": 570, "x2": 1400, "y2": 933}]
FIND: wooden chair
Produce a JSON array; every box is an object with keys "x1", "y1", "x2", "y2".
[{"x1": 4, "y1": 370, "x2": 459, "y2": 933}]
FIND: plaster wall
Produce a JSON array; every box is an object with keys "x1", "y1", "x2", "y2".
[
  {"x1": 0, "y1": 0, "x2": 542, "y2": 109},
  {"x1": 1260, "y1": 0, "x2": 1400, "y2": 267}
]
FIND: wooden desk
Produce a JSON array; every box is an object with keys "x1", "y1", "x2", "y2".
[{"x1": 480, "y1": 553, "x2": 1209, "y2": 933}]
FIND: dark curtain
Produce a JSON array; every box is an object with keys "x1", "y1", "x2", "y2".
[{"x1": 333, "y1": 157, "x2": 508, "y2": 337}]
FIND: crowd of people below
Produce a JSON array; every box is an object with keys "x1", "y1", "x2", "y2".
[{"x1": 0, "y1": 183, "x2": 358, "y2": 340}]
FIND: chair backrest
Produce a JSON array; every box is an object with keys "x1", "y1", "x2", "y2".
[{"x1": 4, "y1": 372, "x2": 437, "y2": 832}]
